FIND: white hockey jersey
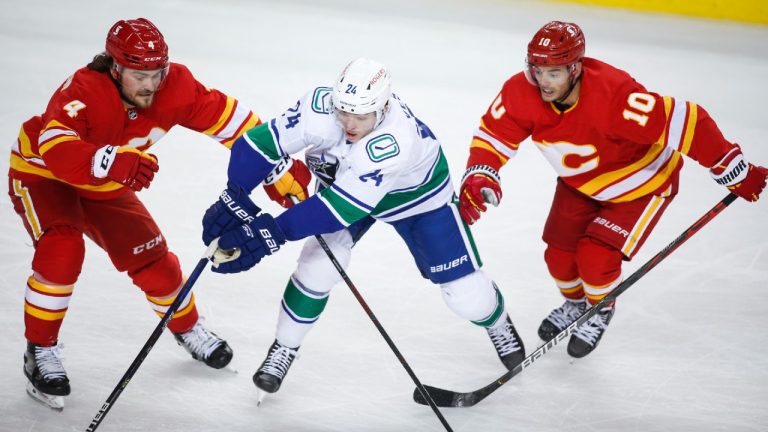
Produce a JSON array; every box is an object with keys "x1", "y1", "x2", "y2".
[{"x1": 239, "y1": 86, "x2": 453, "y2": 228}]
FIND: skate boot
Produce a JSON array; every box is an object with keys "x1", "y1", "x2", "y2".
[
  {"x1": 537, "y1": 299, "x2": 587, "y2": 342},
  {"x1": 486, "y1": 316, "x2": 526, "y2": 371},
  {"x1": 24, "y1": 342, "x2": 70, "y2": 410},
  {"x1": 253, "y1": 340, "x2": 299, "y2": 397},
  {"x1": 173, "y1": 320, "x2": 233, "y2": 369},
  {"x1": 567, "y1": 306, "x2": 615, "y2": 358}
]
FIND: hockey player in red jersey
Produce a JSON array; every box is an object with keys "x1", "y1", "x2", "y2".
[
  {"x1": 8, "y1": 18, "x2": 261, "y2": 409},
  {"x1": 459, "y1": 21, "x2": 768, "y2": 359}
]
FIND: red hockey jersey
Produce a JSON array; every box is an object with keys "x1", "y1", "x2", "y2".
[
  {"x1": 467, "y1": 58, "x2": 735, "y2": 202},
  {"x1": 10, "y1": 63, "x2": 260, "y2": 199}
]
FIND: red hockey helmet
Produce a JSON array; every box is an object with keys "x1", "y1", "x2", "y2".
[
  {"x1": 527, "y1": 21, "x2": 585, "y2": 67},
  {"x1": 106, "y1": 18, "x2": 169, "y2": 70}
]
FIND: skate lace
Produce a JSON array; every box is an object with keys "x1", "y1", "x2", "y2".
[
  {"x1": 546, "y1": 301, "x2": 586, "y2": 329},
  {"x1": 35, "y1": 344, "x2": 67, "y2": 380},
  {"x1": 487, "y1": 322, "x2": 521, "y2": 356},
  {"x1": 260, "y1": 344, "x2": 298, "y2": 379},
  {"x1": 179, "y1": 323, "x2": 223, "y2": 360},
  {"x1": 572, "y1": 313, "x2": 608, "y2": 345}
]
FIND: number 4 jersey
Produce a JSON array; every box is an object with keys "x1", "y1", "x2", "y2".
[
  {"x1": 466, "y1": 57, "x2": 737, "y2": 202},
  {"x1": 226, "y1": 87, "x2": 453, "y2": 240},
  {"x1": 10, "y1": 63, "x2": 259, "y2": 199}
]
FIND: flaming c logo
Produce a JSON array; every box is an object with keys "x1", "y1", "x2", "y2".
[{"x1": 535, "y1": 140, "x2": 599, "y2": 176}]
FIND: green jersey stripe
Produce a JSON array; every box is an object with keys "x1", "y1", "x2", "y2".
[
  {"x1": 372, "y1": 150, "x2": 450, "y2": 217},
  {"x1": 318, "y1": 187, "x2": 370, "y2": 225},
  {"x1": 244, "y1": 122, "x2": 282, "y2": 163}
]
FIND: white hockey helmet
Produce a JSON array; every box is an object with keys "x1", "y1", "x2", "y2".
[{"x1": 332, "y1": 58, "x2": 391, "y2": 127}]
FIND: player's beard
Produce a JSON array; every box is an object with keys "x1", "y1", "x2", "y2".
[{"x1": 123, "y1": 90, "x2": 155, "y2": 109}]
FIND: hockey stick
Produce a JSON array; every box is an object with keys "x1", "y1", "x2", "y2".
[
  {"x1": 85, "y1": 243, "x2": 217, "y2": 432},
  {"x1": 289, "y1": 197, "x2": 454, "y2": 432},
  {"x1": 413, "y1": 192, "x2": 738, "y2": 408}
]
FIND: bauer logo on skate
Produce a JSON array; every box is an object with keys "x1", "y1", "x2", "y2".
[
  {"x1": 430, "y1": 254, "x2": 468, "y2": 273},
  {"x1": 132, "y1": 234, "x2": 164, "y2": 254},
  {"x1": 593, "y1": 217, "x2": 629, "y2": 237}
]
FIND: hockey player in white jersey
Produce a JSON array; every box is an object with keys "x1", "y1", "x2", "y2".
[{"x1": 201, "y1": 58, "x2": 525, "y2": 398}]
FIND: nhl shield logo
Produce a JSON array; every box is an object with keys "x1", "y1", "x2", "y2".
[{"x1": 127, "y1": 109, "x2": 138, "y2": 120}]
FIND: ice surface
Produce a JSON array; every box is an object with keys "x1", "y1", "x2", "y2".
[{"x1": 0, "y1": 1, "x2": 766, "y2": 431}]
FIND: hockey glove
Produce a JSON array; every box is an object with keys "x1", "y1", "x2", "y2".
[
  {"x1": 263, "y1": 156, "x2": 312, "y2": 208},
  {"x1": 459, "y1": 165, "x2": 502, "y2": 224},
  {"x1": 710, "y1": 146, "x2": 768, "y2": 202},
  {"x1": 202, "y1": 182, "x2": 262, "y2": 246},
  {"x1": 212, "y1": 213, "x2": 287, "y2": 274},
  {"x1": 92, "y1": 145, "x2": 159, "y2": 191}
]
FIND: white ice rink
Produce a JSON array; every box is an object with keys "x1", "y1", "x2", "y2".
[{"x1": 1, "y1": 0, "x2": 767, "y2": 431}]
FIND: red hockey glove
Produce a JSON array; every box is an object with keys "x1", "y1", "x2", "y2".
[
  {"x1": 263, "y1": 156, "x2": 312, "y2": 208},
  {"x1": 92, "y1": 145, "x2": 159, "y2": 192},
  {"x1": 710, "y1": 146, "x2": 768, "y2": 202},
  {"x1": 459, "y1": 165, "x2": 502, "y2": 224}
]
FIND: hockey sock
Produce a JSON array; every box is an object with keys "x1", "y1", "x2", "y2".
[
  {"x1": 24, "y1": 275, "x2": 73, "y2": 346},
  {"x1": 276, "y1": 275, "x2": 330, "y2": 348}
]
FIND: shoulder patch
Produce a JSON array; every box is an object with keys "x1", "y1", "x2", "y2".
[
  {"x1": 311, "y1": 87, "x2": 333, "y2": 114},
  {"x1": 366, "y1": 134, "x2": 400, "y2": 162}
]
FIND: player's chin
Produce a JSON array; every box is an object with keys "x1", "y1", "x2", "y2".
[{"x1": 131, "y1": 94, "x2": 155, "y2": 109}]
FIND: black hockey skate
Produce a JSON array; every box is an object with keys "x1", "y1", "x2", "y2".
[
  {"x1": 537, "y1": 299, "x2": 587, "y2": 342},
  {"x1": 567, "y1": 306, "x2": 615, "y2": 358},
  {"x1": 253, "y1": 340, "x2": 299, "y2": 396},
  {"x1": 24, "y1": 342, "x2": 70, "y2": 410},
  {"x1": 174, "y1": 320, "x2": 233, "y2": 369},
  {"x1": 486, "y1": 316, "x2": 526, "y2": 370}
]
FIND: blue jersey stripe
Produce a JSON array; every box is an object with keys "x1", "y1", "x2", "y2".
[
  {"x1": 330, "y1": 183, "x2": 375, "y2": 211},
  {"x1": 377, "y1": 176, "x2": 451, "y2": 219}
]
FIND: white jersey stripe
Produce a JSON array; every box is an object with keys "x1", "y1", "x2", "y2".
[
  {"x1": 666, "y1": 98, "x2": 688, "y2": 153},
  {"x1": 592, "y1": 146, "x2": 674, "y2": 202},
  {"x1": 38, "y1": 128, "x2": 77, "y2": 145},
  {"x1": 475, "y1": 128, "x2": 517, "y2": 159}
]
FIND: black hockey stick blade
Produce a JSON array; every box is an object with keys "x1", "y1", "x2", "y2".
[
  {"x1": 413, "y1": 362, "x2": 520, "y2": 408},
  {"x1": 414, "y1": 193, "x2": 738, "y2": 408},
  {"x1": 414, "y1": 384, "x2": 484, "y2": 408}
]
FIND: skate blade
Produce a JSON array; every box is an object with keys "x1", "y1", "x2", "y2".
[
  {"x1": 256, "y1": 389, "x2": 267, "y2": 407},
  {"x1": 26, "y1": 382, "x2": 64, "y2": 411}
]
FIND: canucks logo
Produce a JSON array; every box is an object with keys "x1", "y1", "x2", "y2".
[
  {"x1": 311, "y1": 87, "x2": 333, "y2": 114},
  {"x1": 366, "y1": 134, "x2": 399, "y2": 162}
]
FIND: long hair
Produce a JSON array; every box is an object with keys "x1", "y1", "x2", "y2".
[{"x1": 87, "y1": 52, "x2": 113, "y2": 74}]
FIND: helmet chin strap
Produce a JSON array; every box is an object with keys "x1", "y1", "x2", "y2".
[
  {"x1": 554, "y1": 65, "x2": 582, "y2": 105},
  {"x1": 108, "y1": 66, "x2": 133, "y2": 106},
  {"x1": 110, "y1": 70, "x2": 137, "y2": 108},
  {"x1": 374, "y1": 102, "x2": 390, "y2": 128}
]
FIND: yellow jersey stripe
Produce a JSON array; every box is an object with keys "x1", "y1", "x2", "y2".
[
  {"x1": 203, "y1": 96, "x2": 236, "y2": 135},
  {"x1": 579, "y1": 143, "x2": 666, "y2": 196},
  {"x1": 38, "y1": 135, "x2": 79, "y2": 156},
  {"x1": 613, "y1": 152, "x2": 681, "y2": 203},
  {"x1": 679, "y1": 102, "x2": 697, "y2": 156}
]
